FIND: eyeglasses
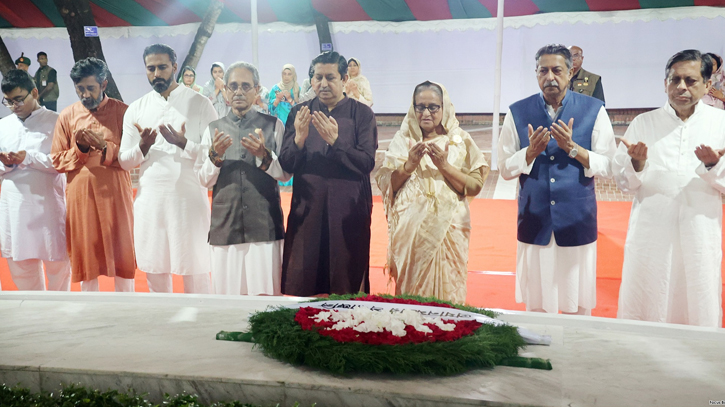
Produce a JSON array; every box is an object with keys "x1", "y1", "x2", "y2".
[
  {"x1": 571, "y1": 53, "x2": 583, "y2": 59},
  {"x1": 183, "y1": 73, "x2": 195, "y2": 78},
  {"x1": 226, "y1": 83, "x2": 255, "y2": 93},
  {"x1": 2, "y1": 92, "x2": 31, "y2": 108},
  {"x1": 414, "y1": 104, "x2": 441, "y2": 114}
]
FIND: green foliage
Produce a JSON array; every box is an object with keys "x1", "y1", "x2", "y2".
[
  {"x1": 0, "y1": 383, "x2": 296, "y2": 407},
  {"x1": 247, "y1": 292, "x2": 527, "y2": 375}
]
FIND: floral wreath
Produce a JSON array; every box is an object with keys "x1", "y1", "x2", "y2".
[{"x1": 217, "y1": 293, "x2": 551, "y2": 375}]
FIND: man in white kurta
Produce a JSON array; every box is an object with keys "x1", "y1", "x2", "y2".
[
  {"x1": 497, "y1": 44, "x2": 616, "y2": 315},
  {"x1": 119, "y1": 44, "x2": 217, "y2": 293},
  {"x1": 614, "y1": 50, "x2": 725, "y2": 327},
  {"x1": 196, "y1": 62, "x2": 290, "y2": 295},
  {"x1": 0, "y1": 69, "x2": 70, "y2": 291}
]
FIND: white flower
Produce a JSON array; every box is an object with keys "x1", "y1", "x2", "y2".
[
  {"x1": 449, "y1": 134, "x2": 462, "y2": 145},
  {"x1": 316, "y1": 308, "x2": 457, "y2": 338},
  {"x1": 313, "y1": 311, "x2": 332, "y2": 322}
]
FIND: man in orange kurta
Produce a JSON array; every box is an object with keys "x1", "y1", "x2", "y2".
[{"x1": 50, "y1": 57, "x2": 136, "y2": 291}]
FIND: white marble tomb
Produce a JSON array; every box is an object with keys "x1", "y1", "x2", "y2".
[{"x1": 0, "y1": 291, "x2": 723, "y2": 407}]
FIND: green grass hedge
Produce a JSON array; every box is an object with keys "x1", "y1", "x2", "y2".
[{"x1": 0, "y1": 383, "x2": 314, "y2": 407}]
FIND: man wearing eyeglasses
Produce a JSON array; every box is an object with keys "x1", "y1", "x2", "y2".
[
  {"x1": 0, "y1": 69, "x2": 70, "y2": 291},
  {"x1": 613, "y1": 50, "x2": 725, "y2": 327},
  {"x1": 568, "y1": 46, "x2": 605, "y2": 104},
  {"x1": 196, "y1": 61, "x2": 290, "y2": 295},
  {"x1": 119, "y1": 44, "x2": 218, "y2": 294},
  {"x1": 497, "y1": 44, "x2": 616, "y2": 316}
]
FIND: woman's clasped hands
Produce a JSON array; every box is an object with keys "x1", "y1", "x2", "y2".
[{"x1": 404, "y1": 141, "x2": 450, "y2": 174}]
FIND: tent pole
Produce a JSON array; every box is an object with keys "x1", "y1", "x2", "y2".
[
  {"x1": 491, "y1": 0, "x2": 504, "y2": 171},
  {"x1": 251, "y1": 0, "x2": 259, "y2": 68}
]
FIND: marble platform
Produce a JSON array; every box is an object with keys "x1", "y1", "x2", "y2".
[{"x1": 0, "y1": 292, "x2": 723, "y2": 407}]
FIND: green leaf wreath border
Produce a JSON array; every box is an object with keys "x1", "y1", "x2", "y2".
[{"x1": 236, "y1": 293, "x2": 534, "y2": 376}]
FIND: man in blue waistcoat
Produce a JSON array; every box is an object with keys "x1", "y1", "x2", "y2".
[{"x1": 497, "y1": 44, "x2": 616, "y2": 315}]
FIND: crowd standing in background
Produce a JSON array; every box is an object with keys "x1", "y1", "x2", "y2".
[{"x1": 1, "y1": 43, "x2": 724, "y2": 328}]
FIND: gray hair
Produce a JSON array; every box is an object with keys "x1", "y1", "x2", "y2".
[
  {"x1": 535, "y1": 44, "x2": 572, "y2": 70},
  {"x1": 413, "y1": 80, "x2": 443, "y2": 100},
  {"x1": 224, "y1": 61, "x2": 260, "y2": 86}
]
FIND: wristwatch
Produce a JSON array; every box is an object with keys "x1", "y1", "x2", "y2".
[
  {"x1": 208, "y1": 147, "x2": 223, "y2": 167},
  {"x1": 568, "y1": 145, "x2": 579, "y2": 158}
]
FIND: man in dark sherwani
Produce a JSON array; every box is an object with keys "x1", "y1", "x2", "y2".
[{"x1": 279, "y1": 51, "x2": 377, "y2": 296}]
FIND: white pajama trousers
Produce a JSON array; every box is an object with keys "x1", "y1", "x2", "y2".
[
  {"x1": 516, "y1": 233, "x2": 597, "y2": 314},
  {"x1": 210, "y1": 240, "x2": 282, "y2": 296},
  {"x1": 6, "y1": 258, "x2": 71, "y2": 291},
  {"x1": 80, "y1": 276, "x2": 135, "y2": 292},
  {"x1": 146, "y1": 272, "x2": 211, "y2": 294}
]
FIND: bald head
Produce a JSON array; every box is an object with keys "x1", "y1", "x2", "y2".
[{"x1": 569, "y1": 45, "x2": 583, "y2": 73}]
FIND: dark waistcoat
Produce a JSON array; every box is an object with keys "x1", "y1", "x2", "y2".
[
  {"x1": 208, "y1": 109, "x2": 284, "y2": 245},
  {"x1": 510, "y1": 91, "x2": 603, "y2": 247}
]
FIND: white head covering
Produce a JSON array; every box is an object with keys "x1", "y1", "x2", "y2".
[{"x1": 277, "y1": 64, "x2": 300, "y2": 99}]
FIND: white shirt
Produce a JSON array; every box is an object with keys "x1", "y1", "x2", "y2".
[
  {"x1": 119, "y1": 85, "x2": 218, "y2": 275},
  {"x1": 0, "y1": 107, "x2": 67, "y2": 261},
  {"x1": 613, "y1": 101, "x2": 725, "y2": 327}
]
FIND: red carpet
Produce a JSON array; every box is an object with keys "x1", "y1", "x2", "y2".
[{"x1": 1, "y1": 193, "x2": 723, "y2": 325}]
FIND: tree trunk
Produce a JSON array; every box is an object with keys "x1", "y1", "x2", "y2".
[
  {"x1": 177, "y1": 0, "x2": 224, "y2": 81},
  {"x1": 53, "y1": 0, "x2": 122, "y2": 101},
  {"x1": 0, "y1": 36, "x2": 16, "y2": 76}
]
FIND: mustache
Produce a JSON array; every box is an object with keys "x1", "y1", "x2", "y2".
[
  {"x1": 543, "y1": 80, "x2": 559, "y2": 88},
  {"x1": 232, "y1": 95, "x2": 246, "y2": 101}
]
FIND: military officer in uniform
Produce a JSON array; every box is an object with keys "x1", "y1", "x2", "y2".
[{"x1": 568, "y1": 45, "x2": 605, "y2": 104}]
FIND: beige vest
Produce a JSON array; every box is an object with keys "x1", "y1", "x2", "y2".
[{"x1": 569, "y1": 68, "x2": 600, "y2": 97}]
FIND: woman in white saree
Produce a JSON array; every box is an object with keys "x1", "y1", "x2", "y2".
[{"x1": 375, "y1": 82, "x2": 489, "y2": 303}]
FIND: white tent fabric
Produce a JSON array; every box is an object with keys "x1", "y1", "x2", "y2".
[{"x1": 1, "y1": 6, "x2": 723, "y2": 115}]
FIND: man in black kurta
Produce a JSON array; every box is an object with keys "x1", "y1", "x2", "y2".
[
  {"x1": 198, "y1": 61, "x2": 290, "y2": 295},
  {"x1": 279, "y1": 51, "x2": 377, "y2": 296}
]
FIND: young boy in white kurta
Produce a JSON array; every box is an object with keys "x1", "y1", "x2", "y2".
[{"x1": 0, "y1": 69, "x2": 70, "y2": 291}]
